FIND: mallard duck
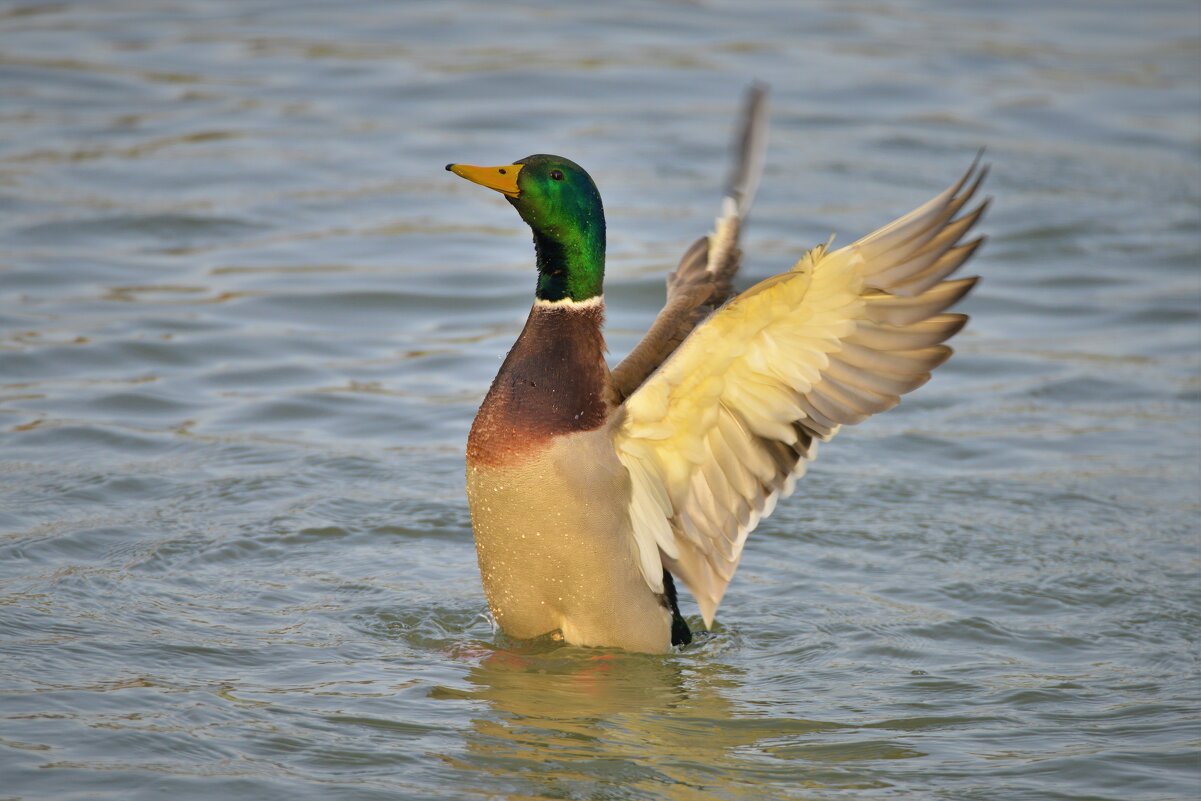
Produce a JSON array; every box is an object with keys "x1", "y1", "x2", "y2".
[{"x1": 447, "y1": 87, "x2": 986, "y2": 653}]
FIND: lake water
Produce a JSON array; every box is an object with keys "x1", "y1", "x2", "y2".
[{"x1": 2, "y1": 2, "x2": 1199, "y2": 799}]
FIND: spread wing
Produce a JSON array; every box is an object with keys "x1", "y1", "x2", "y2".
[
  {"x1": 611, "y1": 83, "x2": 769, "y2": 401},
  {"x1": 614, "y1": 159, "x2": 988, "y2": 627}
]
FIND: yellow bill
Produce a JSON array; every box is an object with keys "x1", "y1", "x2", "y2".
[{"x1": 446, "y1": 163, "x2": 523, "y2": 197}]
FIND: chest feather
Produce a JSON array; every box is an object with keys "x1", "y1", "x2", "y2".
[{"x1": 468, "y1": 303, "x2": 613, "y2": 467}]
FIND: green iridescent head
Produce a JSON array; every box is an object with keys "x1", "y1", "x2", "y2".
[{"x1": 446, "y1": 155, "x2": 606, "y2": 303}]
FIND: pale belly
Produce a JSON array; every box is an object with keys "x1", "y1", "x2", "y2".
[{"x1": 465, "y1": 429, "x2": 672, "y2": 653}]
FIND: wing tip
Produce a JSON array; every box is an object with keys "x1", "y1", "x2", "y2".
[
  {"x1": 725, "y1": 82, "x2": 770, "y2": 219},
  {"x1": 942, "y1": 275, "x2": 980, "y2": 312},
  {"x1": 940, "y1": 312, "x2": 971, "y2": 339},
  {"x1": 699, "y1": 597, "x2": 717, "y2": 630}
]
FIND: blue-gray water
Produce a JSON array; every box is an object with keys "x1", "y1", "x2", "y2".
[{"x1": 2, "y1": 2, "x2": 1199, "y2": 799}]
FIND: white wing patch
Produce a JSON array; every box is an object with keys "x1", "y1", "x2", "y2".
[{"x1": 615, "y1": 161, "x2": 987, "y2": 627}]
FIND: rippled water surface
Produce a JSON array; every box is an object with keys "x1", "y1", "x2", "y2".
[{"x1": 2, "y1": 2, "x2": 1199, "y2": 799}]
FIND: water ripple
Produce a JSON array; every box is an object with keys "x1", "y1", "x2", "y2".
[{"x1": 1, "y1": 2, "x2": 1198, "y2": 800}]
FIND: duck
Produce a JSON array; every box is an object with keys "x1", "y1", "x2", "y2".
[{"x1": 446, "y1": 86, "x2": 986, "y2": 653}]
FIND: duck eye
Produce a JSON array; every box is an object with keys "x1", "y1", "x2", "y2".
[{"x1": 549, "y1": 169, "x2": 564, "y2": 181}]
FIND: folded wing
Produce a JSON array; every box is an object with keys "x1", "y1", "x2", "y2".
[{"x1": 614, "y1": 159, "x2": 988, "y2": 627}]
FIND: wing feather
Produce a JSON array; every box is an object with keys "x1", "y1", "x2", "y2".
[
  {"x1": 863, "y1": 277, "x2": 978, "y2": 326},
  {"x1": 615, "y1": 160, "x2": 987, "y2": 627},
  {"x1": 611, "y1": 85, "x2": 769, "y2": 399}
]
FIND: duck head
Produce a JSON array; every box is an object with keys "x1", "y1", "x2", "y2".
[{"x1": 447, "y1": 155, "x2": 606, "y2": 304}]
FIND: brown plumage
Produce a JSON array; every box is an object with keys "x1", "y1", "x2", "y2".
[{"x1": 611, "y1": 84, "x2": 768, "y2": 401}]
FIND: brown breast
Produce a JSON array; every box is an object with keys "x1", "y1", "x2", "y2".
[{"x1": 467, "y1": 301, "x2": 614, "y2": 468}]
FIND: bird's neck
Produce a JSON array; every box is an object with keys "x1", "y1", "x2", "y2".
[
  {"x1": 467, "y1": 300, "x2": 611, "y2": 467},
  {"x1": 531, "y1": 217, "x2": 605, "y2": 303}
]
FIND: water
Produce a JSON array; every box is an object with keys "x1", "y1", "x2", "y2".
[{"x1": 2, "y1": 1, "x2": 1198, "y2": 799}]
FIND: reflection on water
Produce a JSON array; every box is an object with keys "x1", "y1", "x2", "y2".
[
  {"x1": 444, "y1": 642, "x2": 875, "y2": 799},
  {"x1": 1, "y1": 0, "x2": 1198, "y2": 799},
  {"x1": 436, "y1": 635, "x2": 1015, "y2": 798}
]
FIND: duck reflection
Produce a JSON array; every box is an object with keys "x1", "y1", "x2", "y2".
[{"x1": 436, "y1": 635, "x2": 846, "y2": 799}]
